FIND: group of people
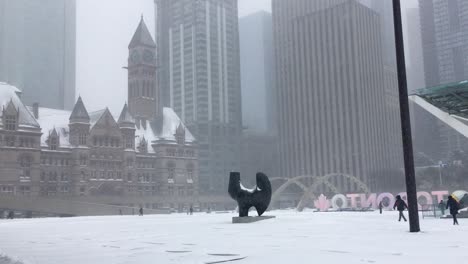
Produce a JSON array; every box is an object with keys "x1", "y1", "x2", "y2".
[{"x1": 380, "y1": 195, "x2": 461, "y2": 225}]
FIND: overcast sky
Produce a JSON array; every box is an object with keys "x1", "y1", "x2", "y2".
[
  {"x1": 76, "y1": 0, "x2": 415, "y2": 113},
  {"x1": 76, "y1": 0, "x2": 271, "y2": 113}
]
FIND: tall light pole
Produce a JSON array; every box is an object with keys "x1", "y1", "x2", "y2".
[{"x1": 392, "y1": 0, "x2": 420, "y2": 232}]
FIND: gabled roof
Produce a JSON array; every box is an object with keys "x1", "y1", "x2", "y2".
[
  {"x1": 69, "y1": 96, "x2": 90, "y2": 123},
  {"x1": 50, "y1": 127, "x2": 58, "y2": 137},
  {"x1": 30, "y1": 103, "x2": 195, "y2": 151},
  {"x1": 91, "y1": 108, "x2": 121, "y2": 135},
  {"x1": 4, "y1": 99, "x2": 18, "y2": 114},
  {"x1": 129, "y1": 17, "x2": 156, "y2": 48},
  {"x1": 0, "y1": 82, "x2": 40, "y2": 128},
  {"x1": 118, "y1": 103, "x2": 135, "y2": 126},
  {"x1": 175, "y1": 122, "x2": 185, "y2": 135}
]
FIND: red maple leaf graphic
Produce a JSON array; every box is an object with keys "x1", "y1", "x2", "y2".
[{"x1": 314, "y1": 194, "x2": 330, "y2": 211}]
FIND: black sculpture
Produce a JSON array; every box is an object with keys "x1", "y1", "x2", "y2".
[{"x1": 228, "y1": 172, "x2": 272, "y2": 217}]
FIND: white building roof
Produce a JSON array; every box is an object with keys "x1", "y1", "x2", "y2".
[
  {"x1": 31, "y1": 107, "x2": 72, "y2": 147},
  {"x1": 30, "y1": 105, "x2": 194, "y2": 151},
  {"x1": 0, "y1": 82, "x2": 40, "y2": 129}
]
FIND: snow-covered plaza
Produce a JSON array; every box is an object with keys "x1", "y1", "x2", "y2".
[{"x1": 0, "y1": 210, "x2": 466, "y2": 264}]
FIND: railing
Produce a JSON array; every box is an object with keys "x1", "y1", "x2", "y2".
[{"x1": 420, "y1": 204, "x2": 445, "y2": 219}]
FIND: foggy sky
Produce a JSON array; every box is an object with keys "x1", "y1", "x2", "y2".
[
  {"x1": 76, "y1": 0, "x2": 271, "y2": 113},
  {"x1": 77, "y1": 0, "x2": 415, "y2": 113}
]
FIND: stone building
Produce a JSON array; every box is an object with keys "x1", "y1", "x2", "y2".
[{"x1": 0, "y1": 18, "x2": 199, "y2": 211}]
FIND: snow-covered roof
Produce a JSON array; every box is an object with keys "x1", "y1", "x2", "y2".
[
  {"x1": 30, "y1": 107, "x2": 72, "y2": 147},
  {"x1": 31, "y1": 103, "x2": 195, "y2": 150},
  {"x1": 134, "y1": 108, "x2": 195, "y2": 153},
  {"x1": 0, "y1": 82, "x2": 40, "y2": 128},
  {"x1": 159, "y1": 108, "x2": 195, "y2": 143}
]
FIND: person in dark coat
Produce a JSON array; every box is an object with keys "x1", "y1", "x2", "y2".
[
  {"x1": 7, "y1": 210, "x2": 14, "y2": 219},
  {"x1": 438, "y1": 200, "x2": 446, "y2": 215},
  {"x1": 379, "y1": 201, "x2": 383, "y2": 214},
  {"x1": 393, "y1": 195, "x2": 408, "y2": 222},
  {"x1": 446, "y1": 196, "x2": 459, "y2": 225},
  {"x1": 139, "y1": 207, "x2": 143, "y2": 216},
  {"x1": 189, "y1": 206, "x2": 193, "y2": 215}
]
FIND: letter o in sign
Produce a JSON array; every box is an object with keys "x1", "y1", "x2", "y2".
[
  {"x1": 377, "y1": 193, "x2": 395, "y2": 209},
  {"x1": 331, "y1": 194, "x2": 348, "y2": 209}
]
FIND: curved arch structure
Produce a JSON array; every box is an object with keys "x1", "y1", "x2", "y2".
[
  {"x1": 271, "y1": 173, "x2": 370, "y2": 211},
  {"x1": 270, "y1": 176, "x2": 311, "y2": 207}
]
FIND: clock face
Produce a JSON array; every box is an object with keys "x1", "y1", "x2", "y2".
[
  {"x1": 130, "y1": 50, "x2": 140, "y2": 64},
  {"x1": 143, "y1": 49, "x2": 154, "y2": 63}
]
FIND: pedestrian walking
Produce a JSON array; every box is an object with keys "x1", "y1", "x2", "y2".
[
  {"x1": 446, "y1": 196, "x2": 460, "y2": 225},
  {"x1": 189, "y1": 206, "x2": 193, "y2": 215},
  {"x1": 438, "y1": 200, "x2": 446, "y2": 216},
  {"x1": 393, "y1": 195, "x2": 408, "y2": 222},
  {"x1": 379, "y1": 201, "x2": 383, "y2": 214},
  {"x1": 139, "y1": 207, "x2": 144, "y2": 216}
]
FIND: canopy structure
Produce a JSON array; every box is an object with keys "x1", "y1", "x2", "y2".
[
  {"x1": 413, "y1": 80, "x2": 468, "y2": 118},
  {"x1": 410, "y1": 80, "x2": 468, "y2": 138}
]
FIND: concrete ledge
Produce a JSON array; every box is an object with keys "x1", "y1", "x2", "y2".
[{"x1": 232, "y1": 215, "x2": 275, "y2": 223}]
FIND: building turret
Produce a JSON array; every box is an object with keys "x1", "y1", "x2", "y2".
[
  {"x1": 68, "y1": 96, "x2": 91, "y2": 195},
  {"x1": 69, "y1": 96, "x2": 90, "y2": 146},
  {"x1": 118, "y1": 103, "x2": 136, "y2": 150},
  {"x1": 128, "y1": 16, "x2": 162, "y2": 122}
]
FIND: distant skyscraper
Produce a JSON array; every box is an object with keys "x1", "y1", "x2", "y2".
[
  {"x1": 0, "y1": 0, "x2": 76, "y2": 110},
  {"x1": 416, "y1": 0, "x2": 468, "y2": 159},
  {"x1": 420, "y1": 0, "x2": 468, "y2": 86},
  {"x1": 406, "y1": 8, "x2": 425, "y2": 92},
  {"x1": 360, "y1": 0, "x2": 396, "y2": 69},
  {"x1": 155, "y1": 0, "x2": 242, "y2": 194},
  {"x1": 272, "y1": 0, "x2": 403, "y2": 191},
  {"x1": 239, "y1": 11, "x2": 275, "y2": 134}
]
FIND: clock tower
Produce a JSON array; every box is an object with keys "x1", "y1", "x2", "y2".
[{"x1": 128, "y1": 16, "x2": 161, "y2": 121}]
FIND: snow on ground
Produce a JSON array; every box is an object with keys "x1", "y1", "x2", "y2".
[{"x1": 0, "y1": 210, "x2": 466, "y2": 264}]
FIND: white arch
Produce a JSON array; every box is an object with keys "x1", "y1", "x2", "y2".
[{"x1": 270, "y1": 173, "x2": 371, "y2": 211}]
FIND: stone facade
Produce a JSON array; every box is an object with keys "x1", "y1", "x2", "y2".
[{"x1": 0, "y1": 18, "x2": 199, "y2": 211}]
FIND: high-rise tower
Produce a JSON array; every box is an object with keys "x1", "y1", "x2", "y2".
[
  {"x1": 0, "y1": 0, "x2": 76, "y2": 110},
  {"x1": 155, "y1": 0, "x2": 242, "y2": 194},
  {"x1": 272, "y1": 0, "x2": 403, "y2": 191}
]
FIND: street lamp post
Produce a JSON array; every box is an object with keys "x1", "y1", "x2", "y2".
[
  {"x1": 392, "y1": 0, "x2": 420, "y2": 232},
  {"x1": 438, "y1": 161, "x2": 443, "y2": 186}
]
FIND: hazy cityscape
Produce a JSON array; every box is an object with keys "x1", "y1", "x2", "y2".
[{"x1": 1, "y1": 0, "x2": 468, "y2": 263}]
